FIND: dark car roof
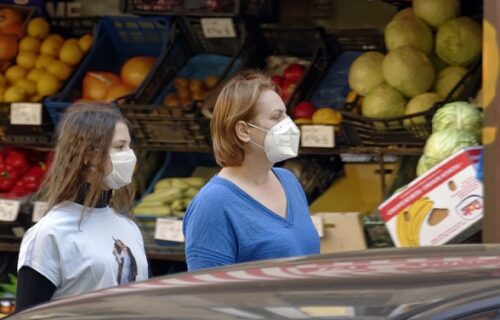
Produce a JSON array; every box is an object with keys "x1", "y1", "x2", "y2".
[{"x1": 9, "y1": 244, "x2": 500, "y2": 320}]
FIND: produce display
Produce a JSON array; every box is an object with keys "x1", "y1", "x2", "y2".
[
  {"x1": 346, "y1": 0, "x2": 481, "y2": 122},
  {"x1": 79, "y1": 56, "x2": 156, "y2": 103},
  {"x1": 0, "y1": 17, "x2": 92, "y2": 103},
  {"x1": 266, "y1": 56, "x2": 308, "y2": 103},
  {"x1": 134, "y1": 176, "x2": 205, "y2": 218},
  {"x1": 161, "y1": 75, "x2": 220, "y2": 114},
  {"x1": 0, "y1": 147, "x2": 51, "y2": 199},
  {"x1": 416, "y1": 101, "x2": 481, "y2": 176},
  {"x1": 291, "y1": 101, "x2": 342, "y2": 125}
]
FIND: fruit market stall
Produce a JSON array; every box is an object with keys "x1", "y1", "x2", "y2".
[{"x1": 0, "y1": 2, "x2": 496, "y2": 313}]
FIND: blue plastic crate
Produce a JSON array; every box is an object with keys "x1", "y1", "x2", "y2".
[{"x1": 44, "y1": 16, "x2": 172, "y2": 125}]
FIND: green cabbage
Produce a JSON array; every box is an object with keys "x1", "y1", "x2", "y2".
[
  {"x1": 432, "y1": 101, "x2": 482, "y2": 140},
  {"x1": 404, "y1": 92, "x2": 441, "y2": 126},
  {"x1": 436, "y1": 17, "x2": 482, "y2": 67},
  {"x1": 416, "y1": 155, "x2": 434, "y2": 176},
  {"x1": 434, "y1": 66, "x2": 467, "y2": 99},
  {"x1": 362, "y1": 84, "x2": 406, "y2": 118},
  {"x1": 423, "y1": 129, "x2": 478, "y2": 170},
  {"x1": 348, "y1": 52, "x2": 385, "y2": 96},
  {"x1": 393, "y1": 8, "x2": 415, "y2": 20},
  {"x1": 414, "y1": 0, "x2": 460, "y2": 29},
  {"x1": 385, "y1": 16, "x2": 433, "y2": 55},
  {"x1": 383, "y1": 46, "x2": 435, "y2": 98}
]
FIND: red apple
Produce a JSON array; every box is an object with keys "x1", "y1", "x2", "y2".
[
  {"x1": 292, "y1": 101, "x2": 316, "y2": 119},
  {"x1": 283, "y1": 63, "x2": 306, "y2": 83}
]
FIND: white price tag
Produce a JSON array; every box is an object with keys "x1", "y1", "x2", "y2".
[
  {"x1": 10, "y1": 103, "x2": 43, "y2": 125},
  {"x1": 301, "y1": 125, "x2": 335, "y2": 148},
  {"x1": 0, "y1": 200, "x2": 20, "y2": 222},
  {"x1": 201, "y1": 18, "x2": 236, "y2": 38},
  {"x1": 311, "y1": 215, "x2": 324, "y2": 238},
  {"x1": 154, "y1": 218, "x2": 185, "y2": 243},
  {"x1": 32, "y1": 201, "x2": 49, "y2": 223}
]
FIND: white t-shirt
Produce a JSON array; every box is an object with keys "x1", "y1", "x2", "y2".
[{"x1": 18, "y1": 202, "x2": 149, "y2": 300}]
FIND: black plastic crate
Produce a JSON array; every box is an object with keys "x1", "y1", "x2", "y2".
[
  {"x1": 2, "y1": 17, "x2": 97, "y2": 145},
  {"x1": 122, "y1": 18, "x2": 256, "y2": 150},
  {"x1": 120, "y1": 0, "x2": 275, "y2": 19},
  {"x1": 252, "y1": 25, "x2": 338, "y2": 111},
  {"x1": 0, "y1": 103, "x2": 53, "y2": 145},
  {"x1": 123, "y1": 104, "x2": 212, "y2": 150},
  {"x1": 282, "y1": 154, "x2": 345, "y2": 203},
  {"x1": 340, "y1": 59, "x2": 482, "y2": 148}
]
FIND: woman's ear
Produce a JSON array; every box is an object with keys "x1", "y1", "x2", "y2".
[{"x1": 235, "y1": 120, "x2": 251, "y2": 143}]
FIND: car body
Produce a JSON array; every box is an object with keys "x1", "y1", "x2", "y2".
[{"x1": 7, "y1": 244, "x2": 500, "y2": 320}]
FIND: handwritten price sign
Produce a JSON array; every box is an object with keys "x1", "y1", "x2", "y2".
[
  {"x1": 10, "y1": 103, "x2": 43, "y2": 125},
  {"x1": 0, "y1": 200, "x2": 21, "y2": 222},
  {"x1": 155, "y1": 218, "x2": 185, "y2": 243},
  {"x1": 201, "y1": 18, "x2": 236, "y2": 38},
  {"x1": 301, "y1": 125, "x2": 335, "y2": 148}
]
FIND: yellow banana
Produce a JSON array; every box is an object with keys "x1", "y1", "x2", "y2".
[{"x1": 396, "y1": 197, "x2": 434, "y2": 247}]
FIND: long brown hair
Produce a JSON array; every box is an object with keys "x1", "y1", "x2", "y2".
[{"x1": 39, "y1": 103, "x2": 135, "y2": 220}]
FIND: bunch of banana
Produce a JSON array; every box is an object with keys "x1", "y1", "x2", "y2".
[
  {"x1": 396, "y1": 197, "x2": 434, "y2": 247},
  {"x1": 134, "y1": 177, "x2": 205, "y2": 218}
]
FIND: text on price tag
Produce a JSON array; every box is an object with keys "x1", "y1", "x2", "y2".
[
  {"x1": 0, "y1": 200, "x2": 21, "y2": 222},
  {"x1": 311, "y1": 215, "x2": 324, "y2": 238},
  {"x1": 155, "y1": 218, "x2": 184, "y2": 243},
  {"x1": 201, "y1": 18, "x2": 236, "y2": 38},
  {"x1": 301, "y1": 125, "x2": 335, "y2": 148},
  {"x1": 10, "y1": 103, "x2": 43, "y2": 125},
  {"x1": 33, "y1": 201, "x2": 49, "y2": 223}
]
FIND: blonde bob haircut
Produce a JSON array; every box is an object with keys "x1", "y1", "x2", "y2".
[{"x1": 211, "y1": 70, "x2": 279, "y2": 167}]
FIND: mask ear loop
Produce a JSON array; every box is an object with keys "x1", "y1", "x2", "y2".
[{"x1": 246, "y1": 122, "x2": 268, "y2": 150}]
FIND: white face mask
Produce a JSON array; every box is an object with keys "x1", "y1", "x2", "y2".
[
  {"x1": 247, "y1": 117, "x2": 300, "y2": 164},
  {"x1": 104, "y1": 149, "x2": 137, "y2": 190}
]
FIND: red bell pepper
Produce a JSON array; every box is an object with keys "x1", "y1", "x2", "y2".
[
  {"x1": 5, "y1": 150, "x2": 28, "y2": 175},
  {"x1": 22, "y1": 166, "x2": 46, "y2": 192},
  {"x1": 0, "y1": 164, "x2": 19, "y2": 192},
  {"x1": 5, "y1": 180, "x2": 31, "y2": 199}
]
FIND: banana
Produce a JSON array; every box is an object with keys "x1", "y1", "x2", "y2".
[
  {"x1": 396, "y1": 197, "x2": 434, "y2": 247},
  {"x1": 133, "y1": 206, "x2": 172, "y2": 216},
  {"x1": 184, "y1": 187, "x2": 199, "y2": 198},
  {"x1": 141, "y1": 187, "x2": 182, "y2": 203}
]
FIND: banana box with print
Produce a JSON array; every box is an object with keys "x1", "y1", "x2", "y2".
[{"x1": 379, "y1": 147, "x2": 483, "y2": 247}]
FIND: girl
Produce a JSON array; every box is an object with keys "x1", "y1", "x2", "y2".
[{"x1": 16, "y1": 103, "x2": 148, "y2": 311}]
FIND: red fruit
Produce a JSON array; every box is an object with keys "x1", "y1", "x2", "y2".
[
  {"x1": 292, "y1": 101, "x2": 316, "y2": 119},
  {"x1": 5, "y1": 150, "x2": 28, "y2": 175},
  {"x1": 271, "y1": 75, "x2": 284, "y2": 87},
  {"x1": 283, "y1": 63, "x2": 306, "y2": 83},
  {"x1": 281, "y1": 80, "x2": 297, "y2": 102}
]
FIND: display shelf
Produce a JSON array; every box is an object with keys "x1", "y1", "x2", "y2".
[{"x1": 0, "y1": 242, "x2": 20, "y2": 253}]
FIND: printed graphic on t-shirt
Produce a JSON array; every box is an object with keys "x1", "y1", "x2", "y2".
[{"x1": 112, "y1": 238, "x2": 138, "y2": 285}]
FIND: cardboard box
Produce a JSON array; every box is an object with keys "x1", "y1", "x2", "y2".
[
  {"x1": 313, "y1": 212, "x2": 367, "y2": 253},
  {"x1": 379, "y1": 147, "x2": 483, "y2": 247}
]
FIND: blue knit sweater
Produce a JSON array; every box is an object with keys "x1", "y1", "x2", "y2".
[{"x1": 183, "y1": 168, "x2": 320, "y2": 272}]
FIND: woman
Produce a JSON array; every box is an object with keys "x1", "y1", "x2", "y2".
[
  {"x1": 16, "y1": 103, "x2": 148, "y2": 311},
  {"x1": 183, "y1": 70, "x2": 320, "y2": 272}
]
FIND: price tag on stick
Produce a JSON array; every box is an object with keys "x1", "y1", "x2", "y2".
[
  {"x1": 201, "y1": 18, "x2": 236, "y2": 38},
  {"x1": 155, "y1": 218, "x2": 185, "y2": 243},
  {"x1": 301, "y1": 125, "x2": 335, "y2": 148},
  {"x1": 10, "y1": 103, "x2": 43, "y2": 125},
  {"x1": 0, "y1": 200, "x2": 20, "y2": 222}
]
